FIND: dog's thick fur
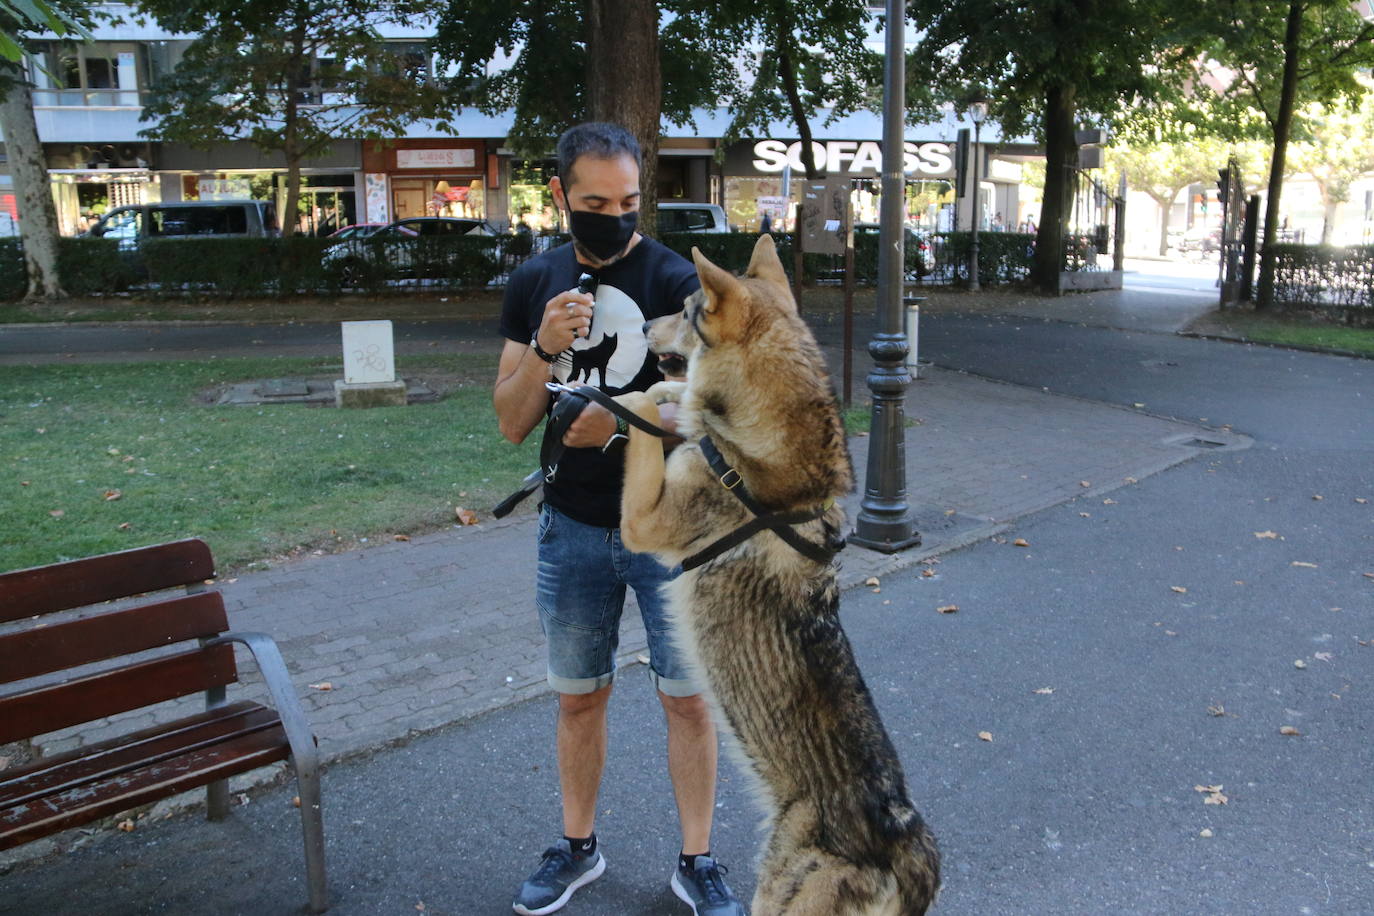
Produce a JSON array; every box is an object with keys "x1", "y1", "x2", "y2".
[{"x1": 614, "y1": 235, "x2": 940, "y2": 914}]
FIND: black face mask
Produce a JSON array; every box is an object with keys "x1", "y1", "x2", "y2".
[{"x1": 569, "y1": 208, "x2": 638, "y2": 262}]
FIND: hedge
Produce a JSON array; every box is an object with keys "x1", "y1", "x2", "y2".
[
  {"x1": 0, "y1": 234, "x2": 516, "y2": 300},
  {"x1": 934, "y1": 231, "x2": 1036, "y2": 285},
  {"x1": 1271, "y1": 243, "x2": 1374, "y2": 313}
]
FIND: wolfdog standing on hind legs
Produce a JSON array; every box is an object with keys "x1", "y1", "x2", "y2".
[{"x1": 613, "y1": 234, "x2": 940, "y2": 914}]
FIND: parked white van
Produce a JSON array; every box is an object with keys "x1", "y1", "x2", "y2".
[
  {"x1": 657, "y1": 201, "x2": 730, "y2": 233},
  {"x1": 84, "y1": 200, "x2": 278, "y2": 249}
]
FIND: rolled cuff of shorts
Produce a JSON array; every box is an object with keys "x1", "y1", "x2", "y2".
[
  {"x1": 548, "y1": 668, "x2": 615, "y2": 695},
  {"x1": 647, "y1": 666, "x2": 700, "y2": 698}
]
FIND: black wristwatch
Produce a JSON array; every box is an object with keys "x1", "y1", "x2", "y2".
[
  {"x1": 531, "y1": 331, "x2": 560, "y2": 364},
  {"x1": 601, "y1": 414, "x2": 630, "y2": 453}
]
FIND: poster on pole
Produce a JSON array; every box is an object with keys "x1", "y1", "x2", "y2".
[{"x1": 801, "y1": 177, "x2": 850, "y2": 256}]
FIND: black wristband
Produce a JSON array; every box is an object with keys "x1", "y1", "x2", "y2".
[{"x1": 531, "y1": 332, "x2": 559, "y2": 364}]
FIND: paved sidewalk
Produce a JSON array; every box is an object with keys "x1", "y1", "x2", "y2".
[{"x1": 33, "y1": 365, "x2": 1250, "y2": 767}]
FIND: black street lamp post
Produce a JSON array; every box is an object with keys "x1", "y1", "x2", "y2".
[
  {"x1": 967, "y1": 96, "x2": 988, "y2": 292},
  {"x1": 851, "y1": 0, "x2": 920, "y2": 553}
]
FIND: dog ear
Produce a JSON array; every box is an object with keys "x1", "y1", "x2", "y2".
[
  {"x1": 691, "y1": 246, "x2": 741, "y2": 314},
  {"x1": 744, "y1": 232, "x2": 790, "y2": 289}
]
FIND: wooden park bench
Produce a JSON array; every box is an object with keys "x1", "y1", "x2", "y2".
[{"x1": 0, "y1": 538, "x2": 327, "y2": 912}]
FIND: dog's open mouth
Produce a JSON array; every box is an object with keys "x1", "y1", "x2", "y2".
[{"x1": 657, "y1": 353, "x2": 688, "y2": 377}]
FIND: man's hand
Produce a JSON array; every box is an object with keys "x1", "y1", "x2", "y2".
[
  {"x1": 536, "y1": 290, "x2": 594, "y2": 355},
  {"x1": 562, "y1": 400, "x2": 618, "y2": 448}
]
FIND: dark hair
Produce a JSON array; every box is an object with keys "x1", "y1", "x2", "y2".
[{"x1": 557, "y1": 122, "x2": 641, "y2": 189}]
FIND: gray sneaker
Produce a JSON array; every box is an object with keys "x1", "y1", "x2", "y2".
[
  {"x1": 512, "y1": 839, "x2": 606, "y2": 915},
  {"x1": 670, "y1": 854, "x2": 747, "y2": 915}
]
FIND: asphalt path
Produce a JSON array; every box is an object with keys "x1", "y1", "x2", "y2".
[{"x1": 4, "y1": 309, "x2": 1371, "y2": 914}]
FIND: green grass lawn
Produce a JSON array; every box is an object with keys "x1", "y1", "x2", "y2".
[
  {"x1": 1, "y1": 354, "x2": 537, "y2": 573},
  {"x1": 1194, "y1": 312, "x2": 1374, "y2": 357}
]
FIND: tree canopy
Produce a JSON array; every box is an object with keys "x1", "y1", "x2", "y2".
[{"x1": 138, "y1": 0, "x2": 453, "y2": 235}]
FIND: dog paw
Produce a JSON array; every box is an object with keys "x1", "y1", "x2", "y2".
[
  {"x1": 646, "y1": 381, "x2": 686, "y2": 404},
  {"x1": 614, "y1": 391, "x2": 661, "y2": 424}
]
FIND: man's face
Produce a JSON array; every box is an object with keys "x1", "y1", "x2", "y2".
[{"x1": 553, "y1": 153, "x2": 641, "y2": 266}]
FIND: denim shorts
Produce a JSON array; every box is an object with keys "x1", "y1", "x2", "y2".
[{"x1": 535, "y1": 504, "x2": 698, "y2": 697}]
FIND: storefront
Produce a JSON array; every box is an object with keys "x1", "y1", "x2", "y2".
[{"x1": 360, "y1": 138, "x2": 499, "y2": 226}]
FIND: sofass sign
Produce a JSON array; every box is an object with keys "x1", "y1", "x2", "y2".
[{"x1": 749, "y1": 139, "x2": 954, "y2": 178}]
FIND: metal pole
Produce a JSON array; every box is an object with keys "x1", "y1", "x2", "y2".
[
  {"x1": 969, "y1": 121, "x2": 982, "y2": 291},
  {"x1": 852, "y1": 0, "x2": 920, "y2": 553}
]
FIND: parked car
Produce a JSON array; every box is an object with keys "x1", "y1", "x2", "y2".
[
  {"x1": 852, "y1": 223, "x2": 933, "y2": 278},
  {"x1": 1168, "y1": 225, "x2": 1221, "y2": 256},
  {"x1": 82, "y1": 200, "x2": 278, "y2": 250},
  {"x1": 657, "y1": 201, "x2": 730, "y2": 233},
  {"x1": 326, "y1": 222, "x2": 386, "y2": 241},
  {"x1": 321, "y1": 216, "x2": 498, "y2": 285}
]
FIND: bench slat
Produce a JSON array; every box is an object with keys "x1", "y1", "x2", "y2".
[
  {"x1": 0, "y1": 644, "x2": 238, "y2": 746},
  {"x1": 0, "y1": 592, "x2": 229, "y2": 686},
  {"x1": 0, "y1": 538, "x2": 215, "y2": 622},
  {"x1": 1, "y1": 718, "x2": 289, "y2": 850},
  {"x1": 1, "y1": 700, "x2": 276, "y2": 804}
]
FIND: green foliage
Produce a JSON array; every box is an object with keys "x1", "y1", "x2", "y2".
[
  {"x1": 937, "y1": 232, "x2": 1036, "y2": 285},
  {"x1": 138, "y1": 0, "x2": 452, "y2": 165},
  {"x1": 1271, "y1": 243, "x2": 1374, "y2": 313},
  {"x1": 0, "y1": 236, "x2": 515, "y2": 300},
  {"x1": 0, "y1": 0, "x2": 91, "y2": 67}
]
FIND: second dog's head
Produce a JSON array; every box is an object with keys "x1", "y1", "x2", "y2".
[{"x1": 645, "y1": 234, "x2": 796, "y2": 378}]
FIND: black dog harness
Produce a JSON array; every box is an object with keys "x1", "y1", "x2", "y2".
[{"x1": 494, "y1": 383, "x2": 844, "y2": 570}]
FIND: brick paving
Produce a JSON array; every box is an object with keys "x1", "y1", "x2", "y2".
[{"x1": 32, "y1": 364, "x2": 1249, "y2": 765}]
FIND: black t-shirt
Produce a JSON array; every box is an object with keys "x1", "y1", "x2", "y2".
[{"x1": 500, "y1": 237, "x2": 700, "y2": 528}]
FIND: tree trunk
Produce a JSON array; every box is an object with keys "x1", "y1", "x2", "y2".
[
  {"x1": 778, "y1": 41, "x2": 819, "y2": 179},
  {"x1": 586, "y1": 0, "x2": 661, "y2": 237},
  {"x1": 0, "y1": 72, "x2": 66, "y2": 300},
  {"x1": 1156, "y1": 197, "x2": 1172, "y2": 257},
  {"x1": 1032, "y1": 83, "x2": 1077, "y2": 293},
  {"x1": 1318, "y1": 187, "x2": 1335, "y2": 244},
  {"x1": 1256, "y1": 0, "x2": 1305, "y2": 310}
]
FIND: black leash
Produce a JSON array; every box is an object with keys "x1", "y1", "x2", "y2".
[{"x1": 494, "y1": 385, "x2": 845, "y2": 571}]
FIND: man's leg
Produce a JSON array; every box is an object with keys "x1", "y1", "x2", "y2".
[
  {"x1": 659, "y1": 690, "x2": 717, "y2": 855},
  {"x1": 557, "y1": 684, "x2": 613, "y2": 838}
]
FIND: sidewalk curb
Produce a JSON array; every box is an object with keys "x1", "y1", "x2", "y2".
[{"x1": 1176, "y1": 330, "x2": 1373, "y2": 361}]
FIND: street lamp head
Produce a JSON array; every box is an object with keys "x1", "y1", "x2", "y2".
[{"x1": 969, "y1": 97, "x2": 989, "y2": 126}]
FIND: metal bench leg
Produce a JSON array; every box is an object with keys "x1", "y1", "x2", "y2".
[
  {"x1": 206, "y1": 779, "x2": 231, "y2": 821},
  {"x1": 296, "y1": 763, "x2": 328, "y2": 912}
]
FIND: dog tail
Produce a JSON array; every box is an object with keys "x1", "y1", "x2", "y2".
[{"x1": 894, "y1": 823, "x2": 941, "y2": 914}]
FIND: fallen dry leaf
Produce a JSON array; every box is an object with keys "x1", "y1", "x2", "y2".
[
  {"x1": 1171, "y1": 586, "x2": 1188, "y2": 594},
  {"x1": 1291, "y1": 561, "x2": 1318, "y2": 569},
  {"x1": 1202, "y1": 789, "x2": 1229, "y2": 806},
  {"x1": 1279, "y1": 726, "x2": 1301, "y2": 736},
  {"x1": 1034, "y1": 687, "x2": 1054, "y2": 695},
  {"x1": 936, "y1": 604, "x2": 959, "y2": 614},
  {"x1": 117, "y1": 819, "x2": 135, "y2": 832},
  {"x1": 48, "y1": 509, "x2": 64, "y2": 518},
  {"x1": 393, "y1": 534, "x2": 410, "y2": 542},
  {"x1": 921, "y1": 569, "x2": 935, "y2": 578},
  {"x1": 1253, "y1": 530, "x2": 1279, "y2": 539},
  {"x1": 1079, "y1": 480, "x2": 1091, "y2": 488},
  {"x1": 1207, "y1": 704, "x2": 1226, "y2": 717},
  {"x1": 1103, "y1": 498, "x2": 1117, "y2": 505},
  {"x1": 1013, "y1": 538, "x2": 1030, "y2": 547},
  {"x1": 1364, "y1": 573, "x2": 1374, "y2": 580},
  {"x1": 1199, "y1": 828, "x2": 1214, "y2": 838},
  {"x1": 292, "y1": 796, "x2": 301, "y2": 808},
  {"x1": 1294, "y1": 660, "x2": 1308, "y2": 670},
  {"x1": 1312, "y1": 494, "x2": 1323, "y2": 501},
  {"x1": 978, "y1": 731, "x2": 993, "y2": 742},
  {"x1": 864, "y1": 576, "x2": 880, "y2": 587},
  {"x1": 1132, "y1": 402, "x2": 1145, "y2": 408},
  {"x1": 1356, "y1": 497, "x2": 1368, "y2": 504},
  {"x1": 308, "y1": 682, "x2": 334, "y2": 691},
  {"x1": 1079, "y1": 512, "x2": 1091, "y2": 518},
  {"x1": 455, "y1": 507, "x2": 479, "y2": 526},
  {"x1": 117, "y1": 522, "x2": 131, "y2": 531},
  {"x1": 103, "y1": 489, "x2": 122, "y2": 501},
  {"x1": 1124, "y1": 476, "x2": 1138, "y2": 484},
  {"x1": 1314, "y1": 652, "x2": 1333, "y2": 662}
]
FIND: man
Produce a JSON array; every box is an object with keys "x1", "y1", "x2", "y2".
[{"x1": 494, "y1": 122, "x2": 746, "y2": 916}]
